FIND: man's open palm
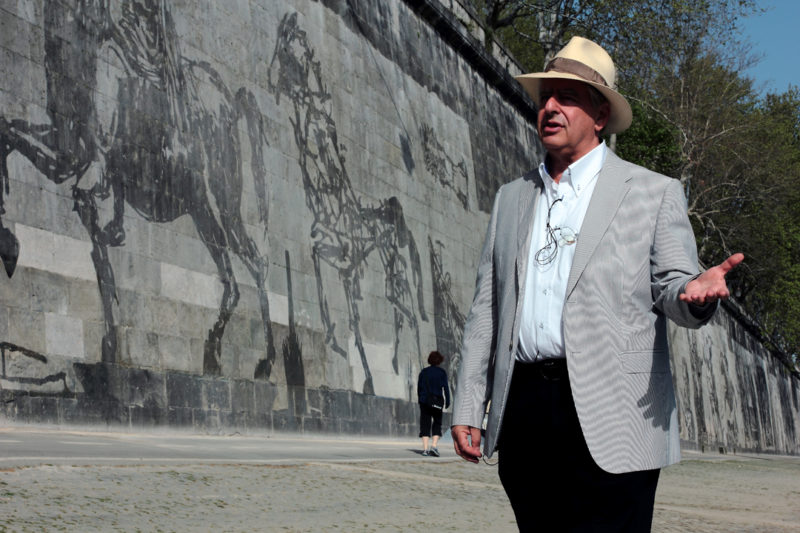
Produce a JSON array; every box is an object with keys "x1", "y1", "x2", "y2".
[{"x1": 680, "y1": 253, "x2": 744, "y2": 305}]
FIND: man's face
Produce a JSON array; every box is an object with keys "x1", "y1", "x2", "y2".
[{"x1": 537, "y1": 79, "x2": 609, "y2": 165}]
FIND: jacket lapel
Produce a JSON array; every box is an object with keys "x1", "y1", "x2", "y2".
[
  {"x1": 516, "y1": 171, "x2": 542, "y2": 286},
  {"x1": 566, "y1": 151, "x2": 631, "y2": 296}
]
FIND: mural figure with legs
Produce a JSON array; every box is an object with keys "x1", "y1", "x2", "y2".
[
  {"x1": 428, "y1": 236, "x2": 465, "y2": 395},
  {"x1": 268, "y1": 12, "x2": 427, "y2": 395},
  {"x1": 0, "y1": 0, "x2": 276, "y2": 377}
]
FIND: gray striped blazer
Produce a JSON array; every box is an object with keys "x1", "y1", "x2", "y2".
[{"x1": 453, "y1": 151, "x2": 715, "y2": 473}]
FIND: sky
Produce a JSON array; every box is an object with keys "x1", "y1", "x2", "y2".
[{"x1": 738, "y1": 0, "x2": 799, "y2": 94}]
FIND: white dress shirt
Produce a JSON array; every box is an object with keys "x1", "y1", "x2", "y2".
[{"x1": 517, "y1": 142, "x2": 607, "y2": 361}]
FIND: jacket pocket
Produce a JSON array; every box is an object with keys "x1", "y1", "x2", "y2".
[{"x1": 617, "y1": 350, "x2": 669, "y2": 374}]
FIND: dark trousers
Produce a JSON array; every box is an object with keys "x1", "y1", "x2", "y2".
[
  {"x1": 498, "y1": 360, "x2": 660, "y2": 533},
  {"x1": 419, "y1": 403, "x2": 443, "y2": 437}
]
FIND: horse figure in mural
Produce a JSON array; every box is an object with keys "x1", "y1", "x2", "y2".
[
  {"x1": 0, "y1": 0, "x2": 276, "y2": 376},
  {"x1": 428, "y1": 236, "x2": 465, "y2": 395},
  {"x1": 420, "y1": 123, "x2": 470, "y2": 211},
  {"x1": 268, "y1": 12, "x2": 427, "y2": 395}
]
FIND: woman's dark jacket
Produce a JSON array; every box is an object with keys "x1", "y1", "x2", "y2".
[{"x1": 417, "y1": 365, "x2": 451, "y2": 408}]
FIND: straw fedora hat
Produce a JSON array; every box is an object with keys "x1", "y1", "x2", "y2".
[{"x1": 516, "y1": 36, "x2": 632, "y2": 134}]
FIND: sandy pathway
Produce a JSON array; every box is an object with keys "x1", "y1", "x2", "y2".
[{"x1": 1, "y1": 451, "x2": 798, "y2": 531}]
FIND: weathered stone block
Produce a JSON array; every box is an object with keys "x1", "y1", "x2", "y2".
[
  {"x1": 159, "y1": 334, "x2": 194, "y2": 373},
  {"x1": 273, "y1": 411, "x2": 301, "y2": 432},
  {"x1": 121, "y1": 328, "x2": 160, "y2": 369},
  {"x1": 167, "y1": 372, "x2": 203, "y2": 410},
  {"x1": 203, "y1": 378, "x2": 231, "y2": 411},
  {"x1": 168, "y1": 406, "x2": 194, "y2": 427}
]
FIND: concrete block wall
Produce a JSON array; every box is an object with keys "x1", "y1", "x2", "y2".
[
  {"x1": 670, "y1": 306, "x2": 800, "y2": 455},
  {"x1": 0, "y1": 0, "x2": 797, "y2": 455},
  {"x1": 0, "y1": 0, "x2": 538, "y2": 436}
]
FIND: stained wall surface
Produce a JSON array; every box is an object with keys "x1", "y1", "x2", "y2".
[
  {"x1": 0, "y1": 0, "x2": 796, "y2": 453},
  {"x1": 670, "y1": 306, "x2": 800, "y2": 455},
  {"x1": 0, "y1": 0, "x2": 539, "y2": 435}
]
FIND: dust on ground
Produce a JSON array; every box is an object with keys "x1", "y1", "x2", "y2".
[{"x1": 1, "y1": 451, "x2": 798, "y2": 532}]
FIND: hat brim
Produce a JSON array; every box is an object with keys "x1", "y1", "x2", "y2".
[{"x1": 516, "y1": 72, "x2": 632, "y2": 135}]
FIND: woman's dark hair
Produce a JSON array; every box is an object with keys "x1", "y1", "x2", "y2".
[{"x1": 427, "y1": 350, "x2": 445, "y2": 366}]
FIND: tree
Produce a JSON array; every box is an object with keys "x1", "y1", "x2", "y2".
[
  {"x1": 716, "y1": 88, "x2": 800, "y2": 358},
  {"x1": 467, "y1": 1, "x2": 759, "y2": 73},
  {"x1": 468, "y1": 1, "x2": 587, "y2": 64},
  {"x1": 640, "y1": 55, "x2": 763, "y2": 257}
]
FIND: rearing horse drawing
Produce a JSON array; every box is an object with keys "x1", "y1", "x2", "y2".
[
  {"x1": 268, "y1": 12, "x2": 427, "y2": 395},
  {"x1": 0, "y1": 0, "x2": 276, "y2": 376}
]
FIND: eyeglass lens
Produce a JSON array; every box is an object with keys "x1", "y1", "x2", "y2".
[{"x1": 535, "y1": 197, "x2": 577, "y2": 265}]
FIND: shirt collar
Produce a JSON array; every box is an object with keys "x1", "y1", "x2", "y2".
[{"x1": 538, "y1": 141, "x2": 607, "y2": 198}]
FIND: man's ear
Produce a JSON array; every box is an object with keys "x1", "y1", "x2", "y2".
[{"x1": 594, "y1": 102, "x2": 610, "y2": 134}]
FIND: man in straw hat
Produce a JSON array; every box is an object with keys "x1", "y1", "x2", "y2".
[{"x1": 451, "y1": 36, "x2": 744, "y2": 531}]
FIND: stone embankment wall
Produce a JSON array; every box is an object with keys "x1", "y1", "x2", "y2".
[
  {"x1": 0, "y1": 0, "x2": 540, "y2": 436},
  {"x1": 0, "y1": 0, "x2": 797, "y2": 454},
  {"x1": 670, "y1": 303, "x2": 799, "y2": 455}
]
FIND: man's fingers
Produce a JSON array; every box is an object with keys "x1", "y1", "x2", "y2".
[
  {"x1": 681, "y1": 284, "x2": 732, "y2": 303},
  {"x1": 451, "y1": 426, "x2": 466, "y2": 450},
  {"x1": 468, "y1": 427, "x2": 482, "y2": 453},
  {"x1": 681, "y1": 252, "x2": 744, "y2": 304},
  {"x1": 451, "y1": 425, "x2": 482, "y2": 463},
  {"x1": 719, "y1": 252, "x2": 745, "y2": 274}
]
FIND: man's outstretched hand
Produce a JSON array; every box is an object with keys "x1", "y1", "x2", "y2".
[
  {"x1": 452, "y1": 425, "x2": 482, "y2": 464},
  {"x1": 680, "y1": 253, "x2": 745, "y2": 305}
]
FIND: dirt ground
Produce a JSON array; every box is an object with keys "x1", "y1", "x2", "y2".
[
  {"x1": 1, "y1": 450, "x2": 799, "y2": 532},
  {"x1": 652, "y1": 451, "x2": 800, "y2": 532}
]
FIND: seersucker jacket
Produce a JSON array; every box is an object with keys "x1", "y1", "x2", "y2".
[{"x1": 452, "y1": 150, "x2": 716, "y2": 474}]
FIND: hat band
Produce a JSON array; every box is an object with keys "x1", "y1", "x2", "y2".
[{"x1": 545, "y1": 57, "x2": 609, "y2": 87}]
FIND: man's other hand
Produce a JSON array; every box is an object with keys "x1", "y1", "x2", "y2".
[
  {"x1": 680, "y1": 253, "x2": 745, "y2": 305},
  {"x1": 452, "y1": 425, "x2": 482, "y2": 464}
]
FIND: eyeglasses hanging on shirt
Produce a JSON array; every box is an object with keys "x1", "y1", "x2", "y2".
[{"x1": 535, "y1": 197, "x2": 578, "y2": 266}]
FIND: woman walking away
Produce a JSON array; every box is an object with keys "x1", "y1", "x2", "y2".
[{"x1": 418, "y1": 351, "x2": 451, "y2": 456}]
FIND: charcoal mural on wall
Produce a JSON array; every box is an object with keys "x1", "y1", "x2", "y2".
[
  {"x1": 428, "y1": 237, "x2": 465, "y2": 393},
  {"x1": 0, "y1": 342, "x2": 69, "y2": 395},
  {"x1": 277, "y1": 250, "x2": 306, "y2": 417},
  {"x1": 342, "y1": 0, "x2": 471, "y2": 210},
  {"x1": 0, "y1": 1, "x2": 277, "y2": 380},
  {"x1": 268, "y1": 12, "x2": 428, "y2": 396},
  {"x1": 420, "y1": 124, "x2": 469, "y2": 211}
]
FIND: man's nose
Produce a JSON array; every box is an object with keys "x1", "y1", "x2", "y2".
[{"x1": 542, "y1": 94, "x2": 560, "y2": 113}]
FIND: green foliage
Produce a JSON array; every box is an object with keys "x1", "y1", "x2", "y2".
[
  {"x1": 723, "y1": 88, "x2": 800, "y2": 357},
  {"x1": 494, "y1": 15, "x2": 546, "y2": 70},
  {"x1": 614, "y1": 101, "x2": 681, "y2": 177}
]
